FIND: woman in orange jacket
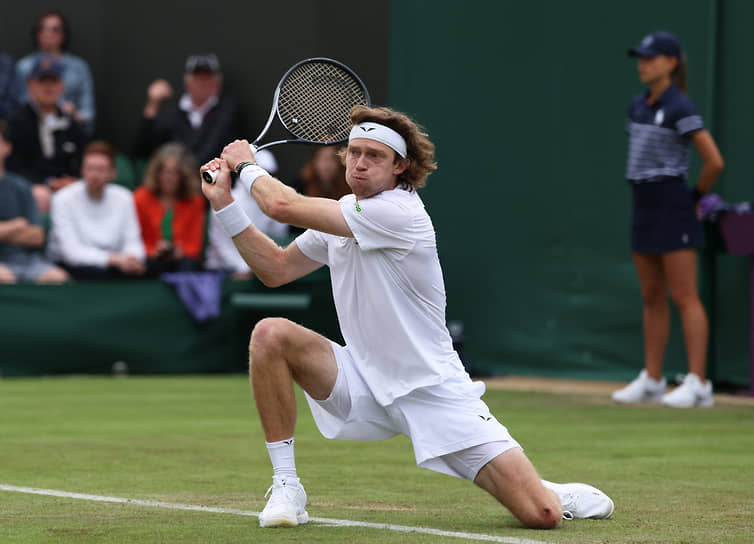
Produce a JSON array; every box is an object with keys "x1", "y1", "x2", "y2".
[{"x1": 134, "y1": 143, "x2": 206, "y2": 275}]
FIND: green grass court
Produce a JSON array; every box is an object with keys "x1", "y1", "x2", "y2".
[{"x1": 1, "y1": 376, "x2": 752, "y2": 543}]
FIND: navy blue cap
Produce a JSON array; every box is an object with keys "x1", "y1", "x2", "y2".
[
  {"x1": 628, "y1": 31, "x2": 682, "y2": 58},
  {"x1": 28, "y1": 54, "x2": 63, "y2": 80}
]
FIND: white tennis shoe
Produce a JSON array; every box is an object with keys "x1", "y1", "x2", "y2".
[
  {"x1": 259, "y1": 475, "x2": 309, "y2": 528},
  {"x1": 661, "y1": 373, "x2": 714, "y2": 408},
  {"x1": 612, "y1": 370, "x2": 666, "y2": 404},
  {"x1": 542, "y1": 480, "x2": 614, "y2": 520}
]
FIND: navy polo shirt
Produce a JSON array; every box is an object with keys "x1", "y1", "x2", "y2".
[{"x1": 625, "y1": 83, "x2": 704, "y2": 182}]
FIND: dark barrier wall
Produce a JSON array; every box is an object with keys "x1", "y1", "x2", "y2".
[
  {"x1": 0, "y1": 1, "x2": 389, "y2": 182},
  {"x1": 389, "y1": 0, "x2": 752, "y2": 386},
  {"x1": 0, "y1": 273, "x2": 340, "y2": 377}
]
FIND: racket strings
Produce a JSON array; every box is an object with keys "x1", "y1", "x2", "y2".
[{"x1": 278, "y1": 62, "x2": 368, "y2": 143}]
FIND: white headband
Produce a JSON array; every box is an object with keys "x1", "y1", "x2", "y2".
[{"x1": 348, "y1": 122, "x2": 407, "y2": 158}]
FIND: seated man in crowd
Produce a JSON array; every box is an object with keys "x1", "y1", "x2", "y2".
[
  {"x1": 0, "y1": 120, "x2": 68, "y2": 284},
  {"x1": 48, "y1": 141, "x2": 146, "y2": 279},
  {"x1": 133, "y1": 53, "x2": 243, "y2": 166},
  {"x1": 7, "y1": 54, "x2": 88, "y2": 213}
]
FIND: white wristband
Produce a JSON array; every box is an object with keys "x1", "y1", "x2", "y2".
[
  {"x1": 214, "y1": 201, "x2": 251, "y2": 238},
  {"x1": 239, "y1": 164, "x2": 270, "y2": 193}
]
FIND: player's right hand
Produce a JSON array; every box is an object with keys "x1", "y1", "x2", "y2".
[{"x1": 221, "y1": 139, "x2": 256, "y2": 172}]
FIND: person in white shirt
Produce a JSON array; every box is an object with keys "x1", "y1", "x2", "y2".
[
  {"x1": 200, "y1": 106, "x2": 614, "y2": 530},
  {"x1": 48, "y1": 140, "x2": 146, "y2": 278}
]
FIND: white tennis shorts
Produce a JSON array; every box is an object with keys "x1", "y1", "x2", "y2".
[{"x1": 304, "y1": 341, "x2": 521, "y2": 480}]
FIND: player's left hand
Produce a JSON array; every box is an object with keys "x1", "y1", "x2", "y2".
[{"x1": 200, "y1": 158, "x2": 234, "y2": 211}]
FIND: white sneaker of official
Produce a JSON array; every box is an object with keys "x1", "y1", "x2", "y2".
[
  {"x1": 661, "y1": 373, "x2": 714, "y2": 408},
  {"x1": 541, "y1": 480, "x2": 615, "y2": 520},
  {"x1": 259, "y1": 475, "x2": 309, "y2": 528},
  {"x1": 611, "y1": 370, "x2": 666, "y2": 404}
]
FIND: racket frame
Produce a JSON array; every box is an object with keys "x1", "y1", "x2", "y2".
[
  {"x1": 203, "y1": 57, "x2": 370, "y2": 184},
  {"x1": 252, "y1": 56, "x2": 371, "y2": 150}
]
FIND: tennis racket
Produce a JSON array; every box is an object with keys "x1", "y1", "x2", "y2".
[{"x1": 203, "y1": 57, "x2": 371, "y2": 184}]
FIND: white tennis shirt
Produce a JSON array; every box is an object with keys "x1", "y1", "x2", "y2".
[{"x1": 296, "y1": 187, "x2": 466, "y2": 406}]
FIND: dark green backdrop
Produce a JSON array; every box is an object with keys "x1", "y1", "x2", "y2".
[
  {"x1": 389, "y1": 0, "x2": 751, "y2": 386},
  {"x1": 0, "y1": 0, "x2": 751, "y2": 387}
]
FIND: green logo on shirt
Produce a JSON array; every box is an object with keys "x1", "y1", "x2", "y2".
[{"x1": 355, "y1": 201, "x2": 361, "y2": 212}]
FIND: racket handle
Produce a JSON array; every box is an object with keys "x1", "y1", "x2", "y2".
[
  {"x1": 202, "y1": 169, "x2": 220, "y2": 184},
  {"x1": 202, "y1": 143, "x2": 259, "y2": 184}
]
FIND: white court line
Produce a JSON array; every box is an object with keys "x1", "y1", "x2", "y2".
[{"x1": 0, "y1": 483, "x2": 554, "y2": 544}]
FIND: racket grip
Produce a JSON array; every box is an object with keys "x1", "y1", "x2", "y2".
[
  {"x1": 201, "y1": 143, "x2": 259, "y2": 185},
  {"x1": 202, "y1": 169, "x2": 220, "y2": 184}
]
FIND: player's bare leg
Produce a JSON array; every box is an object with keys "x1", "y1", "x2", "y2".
[
  {"x1": 474, "y1": 448, "x2": 562, "y2": 529},
  {"x1": 476, "y1": 449, "x2": 614, "y2": 527},
  {"x1": 249, "y1": 317, "x2": 338, "y2": 528},
  {"x1": 249, "y1": 317, "x2": 338, "y2": 441},
  {"x1": 249, "y1": 318, "x2": 338, "y2": 527}
]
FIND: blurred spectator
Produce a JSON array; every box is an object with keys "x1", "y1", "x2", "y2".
[
  {"x1": 288, "y1": 145, "x2": 350, "y2": 235},
  {"x1": 14, "y1": 9, "x2": 96, "y2": 133},
  {"x1": 204, "y1": 149, "x2": 287, "y2": 279},
  {"x1": 291, "y1": 146, "x2": 350, "y2": 199},
  {"x1": 133, "y1": 143, "x2": 206, "y2": 276},
  {"x1": 48, "y1": 141, "x2": 146, "y2": 279},
  {"x1": 0, "y1": 119, "x2": 68, "y2": 284},
  {"x1": 133, "y1": 53, "x2": 242, "y2": 166},
  {"x1": 7, "y1": 54, "x2": 88, "y2": 214},
  {"x1": 0, "y1": 52, "x2": 18, "y2": 120}
]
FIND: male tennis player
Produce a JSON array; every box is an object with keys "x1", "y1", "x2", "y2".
[{"x1": 200, "y1": 105, "x2": 614, "y2": 529}]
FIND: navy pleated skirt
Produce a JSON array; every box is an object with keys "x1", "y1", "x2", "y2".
[{"x1": 630, "y1": 178, "x2": 704, "y2": 254}]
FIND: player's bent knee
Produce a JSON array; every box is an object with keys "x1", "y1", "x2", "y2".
[
  {"x1": 249, "y1": 318, "x2": 292, "y2": 359},
  {"x1": 524, "y1": 508, "x2": 561, "y2": 530},
  {"x1": 251, "y1": 317, "x2": 284, "y2": 345},
  {"x1": 509, "y1": 499, "x2": 561, "y2": 530},
  {"x1": 475, "y1": 450, "x2": 562, "y2": 530}
]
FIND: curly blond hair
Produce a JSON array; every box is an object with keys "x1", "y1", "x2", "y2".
[{"x1": 343, "y1": 106, "x2": 437, "y2": 191}]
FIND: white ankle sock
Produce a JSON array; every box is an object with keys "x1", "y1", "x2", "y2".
[{"x1": 266, "y1": 438, "x2": 297, "y2": 478}]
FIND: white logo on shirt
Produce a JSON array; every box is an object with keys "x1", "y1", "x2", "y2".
[{"x1": 654, "y1": 109, "x2": 665, "y2": 125}]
